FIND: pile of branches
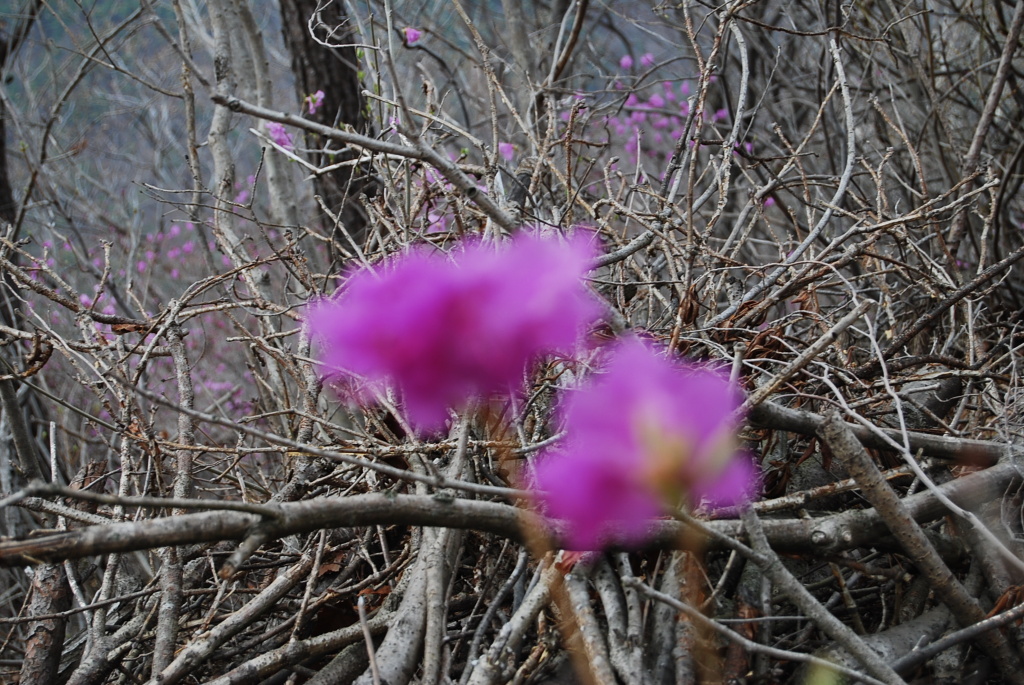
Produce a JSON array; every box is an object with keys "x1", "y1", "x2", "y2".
[{"x1": 2, "y1": 0, "x2": 1024, "y2": 683}]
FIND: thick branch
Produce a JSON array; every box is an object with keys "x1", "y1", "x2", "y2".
[{"x1": 2, "y1": 458, "x2": 1019, "y2": 565}]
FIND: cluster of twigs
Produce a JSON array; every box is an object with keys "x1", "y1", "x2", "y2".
[{"x1": 2, "y1": 0, "x2": 1024, "y2": 683}]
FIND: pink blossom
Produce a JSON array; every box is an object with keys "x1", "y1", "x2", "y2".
[
  {"x1": 307, "y1": 232, "x2": 604, "y2": 431},
  {"x1": 498, "y1": 142, "x2": 515, "y2": 162},
  {"x1": 425, "y1": 211, "x2": 449, "y2": 234},
  {"x1": 265, "y1": 122, "x2": 294, "y2": 150},
  {"x1": 305, "y1": 89, "x2": 325, "y2": 115},
  {"x1": 403, "y1": 27, "x2": 422, "y2": 45},
  {"x1": 619, "y1": 55, "x2": 633, "y2": 70},
  {"x1": 534, "y1": 339, "x2": 758, "y2": 549},
  {"x1": 640, "y1": 53, "x2": 655, "y2": 67}
]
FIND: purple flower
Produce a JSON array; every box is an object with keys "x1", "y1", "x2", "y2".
[
  {"x1": 498, "y1": 142, "x2": 515, "y2": 162},
  {"x1": 403, "y1": 27, "x2": 422, "y2": 45},
  {"x1": 619, "y1": 54, "x2": 634, "y2": 70},
  {"x1": 265, "y1": 122, "x2": 293, "y2": 150},
  {"x1": 640, "y1": 53, "x2": 655, "y2": 67},
  {"x1": 305, "y1": 89, "x2": 325, "y2": 115},
  {"x1": 307, "y1": 232, "x2": 604, "y2": 431},
  {"x1": 534, "y1": 338, "x2": 758, "y2": 549}
]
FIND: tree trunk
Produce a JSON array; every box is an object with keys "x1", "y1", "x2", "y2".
[{"x1": 278, "y1": 0, "x2": 373, "y2": 245}]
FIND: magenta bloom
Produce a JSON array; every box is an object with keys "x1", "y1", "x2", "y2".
[
  {"x1": 265, "y1": 122, "x2": 293, "y2": 150},
  {"x1": 403, "y1": 27, "x2": 422, "y2": 45},
  {"x1": 307, "y1": 233, "x2": 603, "y2": 431},
  {"x1": 619, "y1": 54, "x2": 634, "y2": 70},
  {"x1": 305, "y1": 90, "x2": 325, "y2": 115},
  {"x1": 498, "y1": 142, "x2": 515, "y2": 162},
  {"x1": 534, "y1": 339, "x2": 758, "y2": 549}
]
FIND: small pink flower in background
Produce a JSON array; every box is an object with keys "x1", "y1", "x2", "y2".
[
  {"x1": 619, "y1": 54, "x2": 633, "y2": 70},
  {"x1": 403, "y1": 27, "x2": 422, "y2": 45},
  {"x1": 648, "y1": 93, "x2": 665, "y2": 108},
  {"x1": 265, "y1": 122, "x2": 294, "y2": 150},
  {"x1": 305, "y1": 89, "x2": 325, "y2": 115},
  {"x1": 498, "y1": 142, "x2": 515, "y2": 162},
  {"x1": 764, "y1": 197, "x2": 776, "y2": 207},
  {"x1": 425, "y1": 211, "x2": 449, "y2": 234},
  {"x1": 534, "y1": 338, "x2": 758, "y2": 549},
  {"x1": 640, "y1": 53, "x2": 655, "y2": 67},
  {"x1": 307, "y1": 232, "x2": 603, "y2": 431}
]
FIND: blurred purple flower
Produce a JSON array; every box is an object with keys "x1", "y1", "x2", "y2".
[
  {"x1": 265, "y1": 122, "x2": 293, "y2": 150},
  {"x1": 619, "y1": 54, "x2": 634, "y2": 70},
  {"x1": 305, "y1": 89, "x2": 325, "y2": 115},
  {"x1": 534, "y1": 338, "x2": 758, "y2": 549},
  {"x1": 403, "y1": 27, "x2": 422, "y2": 45},
  {"x1": 307, "y1": 232, "x2": 603, "y2": 431},
  {"x1": 498, "y1": 142, "x2": 515, "y2": 162},
  {"x1": 640, "y1": 53, "x2": 655, "y2": 67}
]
